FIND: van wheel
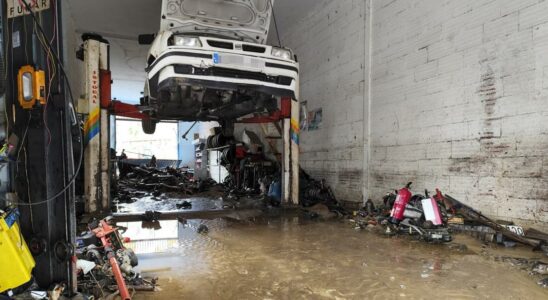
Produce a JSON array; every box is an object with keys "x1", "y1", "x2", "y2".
[{"x1": 142, "y1": 118, "x2": 156, "y2": 134}]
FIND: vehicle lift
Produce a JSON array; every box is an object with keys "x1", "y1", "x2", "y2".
[
  {"x1": 77, "y1": 34, "x2": 301, "y2": 300},
  {"x1": 78, "y1": 34, "x2": 301, "y2": 211}
]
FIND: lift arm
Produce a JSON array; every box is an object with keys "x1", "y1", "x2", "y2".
[{"x1": 109, "y1": 101, "x2": 150, "y2": 120}]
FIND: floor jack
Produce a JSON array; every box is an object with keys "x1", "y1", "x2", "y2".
[{"x1": 90, "y1": 219, "x2": 131, "y2": 300}]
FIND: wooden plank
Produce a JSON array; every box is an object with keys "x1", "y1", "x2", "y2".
[
  {"x1": 525, "y1": 228, "x2": 548, "y2": 242},
  {"x1": 444, "y1": 195, "x2": 540, "y2": 247}
]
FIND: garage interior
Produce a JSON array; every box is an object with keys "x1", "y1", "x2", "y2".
[{"x1": 1, "y1": 0, "x2": 548, "y2": 299}]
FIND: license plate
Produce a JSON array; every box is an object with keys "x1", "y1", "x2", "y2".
[{"x1": 218, "y1": 54, "x2": 264, "y2": 69}]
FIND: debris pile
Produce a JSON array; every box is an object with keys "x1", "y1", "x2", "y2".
[
  {"x1": 116, "y1": 164, "x2": 220, "y2": 203},
  {"x1": 349, "y1": 181, "x2": 548, "y2": 250},
  {"x1": 442, "y1": 194, "x2": 546, "y2": 248},
  {"x1": 347, "y1": 181, "x2": 548, "y2": 287},
  {"x1": 203, "y1": 128, "x2": 280, "y2": 202},
  {"x1": 300, "y1": 169, "x2": 347, "y2": 217},
  {"x1": 218, "y1": 147, "x2": 278, "y2": 195},
  {"x1": 76, "y1": 217, "x2": 156, "y2": 299},
  {"x1": 495, "y1": 257, "x2": 548, "y2": 288},
  {"x1": 349, "y1": 183, "x2": 453, "y2": 243}
]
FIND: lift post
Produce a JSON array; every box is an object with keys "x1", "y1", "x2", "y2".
[
  {"x1": 79, "y1": 36, "x2": 111, "y2": 213},
  {"x1": 235, "y1": 93, "x2": 300, "y2": 205},
  {"x1": 282, "y1": 81, "x2": 300, "y2": 205},
  {"x1": 3, "y1": 0, "x2": 77, "y2": 290},
  {"x1": 290, "y1": 82, "x2": 300, "y2": 205}
]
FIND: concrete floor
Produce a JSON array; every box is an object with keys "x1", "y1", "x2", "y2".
[{"x1": 117, "y1": 214, "x2": 548, "y2": 299}]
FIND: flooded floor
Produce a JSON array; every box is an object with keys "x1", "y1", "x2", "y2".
[
  {"x1": 114, "y1": 192, "x2": 264, "y2": 214},
  {"x1": 117, "y1": 215, "x2": 548, "y2": 299}
]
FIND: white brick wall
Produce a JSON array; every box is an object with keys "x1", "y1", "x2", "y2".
[
  {"x1": 281, "y1": 0, "x2": 368, "y2": 201},
  {"x1": 370, "y1": 0, "x2": 548, "y2": 224},
  {"x1": 279, "y1": 0, "x2": 548, "y2": 224}
]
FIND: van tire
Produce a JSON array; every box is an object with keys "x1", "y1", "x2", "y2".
[{"x1": 142, "y1": 118, "x2": 156, "y2": 134}]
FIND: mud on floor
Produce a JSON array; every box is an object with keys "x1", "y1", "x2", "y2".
[{"x1": 118, "y1": 215, "x2": 548, "y2": 300}]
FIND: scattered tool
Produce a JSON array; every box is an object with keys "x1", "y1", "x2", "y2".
[
  {"x1": 90, "y1": 218, "x2": 132, "y2": 300},
  {"x1": 444, "y1": 195, "x2": 542, "y2": 248},
  {"x1": 181, "y1": 121, "x2": 198, "y2": 140}
]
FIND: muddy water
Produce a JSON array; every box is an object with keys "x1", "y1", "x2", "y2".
[
  {"x1": 115, "y1": 195, "x2": 224, "y2": 213},
  {"x1": 115, "y1": 194, "x2": 262, "y2": 214},
  {"x1": 120, "y1": 216, "x2": 547, "y2": 299}
]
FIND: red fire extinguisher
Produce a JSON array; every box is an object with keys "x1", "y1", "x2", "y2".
[{"x1": 390, "y1": 182, "x2": 412, "y2": 223}]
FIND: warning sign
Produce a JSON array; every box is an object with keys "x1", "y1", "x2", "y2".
[{"x1": 6, "y1": 0, "x2": 50, "y2": 19}]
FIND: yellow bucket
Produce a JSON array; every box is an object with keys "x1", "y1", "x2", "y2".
[{"x1": 0, "y1": 209, "x2": 35, "y2": 293}]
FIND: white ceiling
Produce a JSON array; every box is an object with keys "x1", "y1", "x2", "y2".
[
  {"x1": 67, "y1": 0, "x2": 319, "y2": 39},
  {"x1": 66, "y1": 0, "x2": 162, "y2": 39}
]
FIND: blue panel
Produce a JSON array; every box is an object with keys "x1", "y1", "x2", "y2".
[
  {"x1": 178, "y1": 122, "x2": 201, "y2": 168},
  {"x1": 5, "y1": 208, "x2": 20, "y2": 228}
]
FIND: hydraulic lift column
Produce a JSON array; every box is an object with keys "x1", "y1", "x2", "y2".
[
  {"x1": 3, "y1": 0, "x2": 77, "y2": 290},
  {"x1": 282, "y1": 80, "x2": 300, "y2": 205},
  {"x1": 80, "y1": 36, "x2": 111, "y2": 214},
  {"x1": 234, "y1": 92, "x2": 300, "y2": 205},
  {"x1": 290, "y1": 81, "x2": 300, "y2": 205}
]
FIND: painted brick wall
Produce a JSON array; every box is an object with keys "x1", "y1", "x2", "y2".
[
  {"x1": 370, "y1": 0, "x2": 548, "y2": 224},
  {"x1": 280, "y1": 0, "x2": 368, "y2": 202}
]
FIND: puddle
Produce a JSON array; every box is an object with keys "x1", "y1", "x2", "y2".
[
  {"x1": 114, "y1": 193, "x2": 265, "y2": 214},
  {"x1": 119, "y1": 215, "x2": 548, "y2": 299},
  {"x1": 115, "y1": 196, "x2": 224, "y2": 213}
]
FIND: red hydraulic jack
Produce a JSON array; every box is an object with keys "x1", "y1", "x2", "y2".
[{"x1": 91, "y1": 219, "x2": 131, "y2": 300}]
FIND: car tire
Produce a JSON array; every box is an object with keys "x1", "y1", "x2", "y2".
[{"x1": 142, "y1": 118, "x2": 157, "y2": 134}]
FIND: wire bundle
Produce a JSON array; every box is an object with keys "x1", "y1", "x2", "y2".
[{"x1": 9, "y1": 0, "x2": 83, "y2": 206}]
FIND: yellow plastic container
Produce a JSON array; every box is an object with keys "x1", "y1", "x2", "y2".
[{"x1": 0, "y1": 209, "x2": 35, "y2": 293}]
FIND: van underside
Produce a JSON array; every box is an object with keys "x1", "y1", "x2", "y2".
[{"x1": 143, "y1": 77, "x2": 294, "y2": 122}]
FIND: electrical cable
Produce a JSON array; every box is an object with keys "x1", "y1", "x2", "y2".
[
  {"x1": 10, "y1": 0, "x2": 83, "y2": 206},
  {"x1": 15, "y1": 112, "x2": 31, "y2": 172},
  {"x1": 10, "y1": 110, "x2": 34, "y2": 230},
  {"x1": 43, "y1": 0, "x2": 57, "y2": 148},
  {"x1": 268, "y1": 0, "x2": 283, "y2": 47},
  {"x1": 35, "y1": 18, "x2": 55, "y2": 147},
  {"x1": 23, "y1": 147, "x2": 34, "y2": 232},
  {"x1": 22, "y1": 16, "x2": 29, "y2": 64},
  {"x1": 7, "y1": 17, "x2": 14, "y2": 131},
  {"x1": 89, "y1": 271, "x2": 105, "y2": 299}
]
